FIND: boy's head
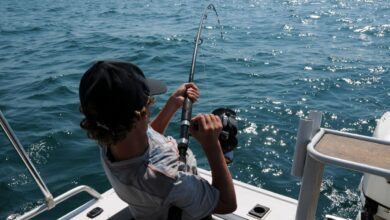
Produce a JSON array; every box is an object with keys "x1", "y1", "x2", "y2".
[{"x1": 79, "y1": 60, "x2": 166, "y2": 146}]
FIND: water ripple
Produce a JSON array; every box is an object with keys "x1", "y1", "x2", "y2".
[{"x1": 1, "y1": 0, "x2": 389, "y2": 219}]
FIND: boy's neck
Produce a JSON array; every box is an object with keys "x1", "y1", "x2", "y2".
[{"x1": 109, "y1": 124, "x2": 149, "y2": 162}]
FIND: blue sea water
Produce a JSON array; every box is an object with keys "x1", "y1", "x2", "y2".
[{"x1": 0, "y1": 0, "x2": 389, "y2": 219}]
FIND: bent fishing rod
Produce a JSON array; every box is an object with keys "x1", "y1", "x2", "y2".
[{"x1": 178, "y1": 4, "x2": 223, "y2": 165}]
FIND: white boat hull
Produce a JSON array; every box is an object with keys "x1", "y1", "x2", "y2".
[
  {"x1": 359, "y1": 112, "x2": 390, "y2": 220},
  {"x1": 61, "y1": 169, "x2": 297, "y2": 220}
]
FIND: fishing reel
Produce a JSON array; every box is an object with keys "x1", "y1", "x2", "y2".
[{"x1": 212, "y1": 108, "x2": 238, "y2": 164}]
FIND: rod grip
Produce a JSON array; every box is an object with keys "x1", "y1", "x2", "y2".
[
  {"x1": 181, "y1": 98, "x2": 193, "y2": 124},
  {"x1": 178, "y1": 97, "x2": 193, "y2": 159}
]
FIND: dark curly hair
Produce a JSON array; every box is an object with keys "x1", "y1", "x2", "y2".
[{"x1": 80, "y1": 97, "x2": 154, "y2": 146}]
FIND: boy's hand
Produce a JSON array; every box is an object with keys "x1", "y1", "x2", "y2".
[
  {"x1": 168, "y1": 83, "x2": 199, "y2": 109},
  {"x1": 189, "y1": 114, "x2": 222, "y2": 151}
]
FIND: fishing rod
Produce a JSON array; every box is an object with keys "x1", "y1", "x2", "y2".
[{"x1": 177, "y1": 4, "x2": 223, "y2": 166}]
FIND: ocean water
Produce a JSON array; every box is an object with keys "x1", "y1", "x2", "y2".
[{"x1": 0, "y1": 0, "x2": 389, "y2": 219}]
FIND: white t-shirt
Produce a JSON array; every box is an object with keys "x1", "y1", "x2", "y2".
[{"x1": 100, "y1": 126, "x2": 219, "y2": 220}]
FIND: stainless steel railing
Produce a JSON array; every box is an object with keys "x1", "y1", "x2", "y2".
[
  {"x1": 1, "y1": 110, "x2": 101, "y2": 219},
  {"x1": 292, "y1": 110, "x2": 390, "y2": 220},
  {"x1": 0, "y1": 111, "x2": 54, "y2": 207},
  {"x1": 9, "y1": 185, "x2": 101, "y2": 220}
]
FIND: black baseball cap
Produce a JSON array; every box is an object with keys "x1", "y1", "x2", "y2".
[{"x1": 79, "y1": 60, "x2": 167, "y2": 129}]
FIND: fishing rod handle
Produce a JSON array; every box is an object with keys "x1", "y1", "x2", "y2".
[
  {"x1": 178, "y1": 97, "x2": 193, "y2": 159},
  {"x1": 180, "y1": 97, "x2": 193, "y2": 127}
]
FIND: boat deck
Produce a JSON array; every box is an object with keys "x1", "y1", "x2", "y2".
[{"x1": 60, "y1": 168, "x2": 297, "y2": 220}]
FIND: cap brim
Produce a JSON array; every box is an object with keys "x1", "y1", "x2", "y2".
[{"x1": 146, "y1": 78, "x2": 167, "y2": 95}]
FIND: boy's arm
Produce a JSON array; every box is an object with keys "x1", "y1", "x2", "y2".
[
  {"x1": 150, "y1": 83, "x2": 199, "y2": 134},
  {"x1": 189, "y1": 114, "x2": 237, "y2": 214},
  {"x1": 150, "y1": 98, "x2": 179, "y2": 134}
]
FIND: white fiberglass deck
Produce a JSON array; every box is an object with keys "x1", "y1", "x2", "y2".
[
  {"x1": 200, "y1": 169, "x2": 297, "y2": 220},
  {"x1": 61, "y1": 168, "x2": 297, "y2": 220}
]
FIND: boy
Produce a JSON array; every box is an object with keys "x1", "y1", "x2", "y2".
[{"x1": 79, "y1": 60, "x2": 236, "y2": 220}]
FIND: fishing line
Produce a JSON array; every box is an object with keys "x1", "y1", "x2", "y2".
[{"x1": 177, "y1": 4, "x2": 223, "y2": 167}]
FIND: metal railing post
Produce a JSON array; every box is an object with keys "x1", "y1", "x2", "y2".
[
  {"x1": 294, "y1": 110, "x2": 324, "y2": 220},
  {"x1": 2, "y1": 110, "x2": 103, "y2": 220},
  {"x1": 0, "y1": 110, "x2": 54, "y2": 207},
  {"x1": 291, "y1": 119, "x2": 313, "y2": 177},
  {"x1": 295, "y1": 156, "x2": 324, "y2": 220}
]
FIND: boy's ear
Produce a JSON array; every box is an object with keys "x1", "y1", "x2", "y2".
[
  {"x1": 138, "y1": 108, "x2": 149, "y2": 121},
  {"x1": 142, "y1": 111, "x2": 149, "y2": 120}
]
